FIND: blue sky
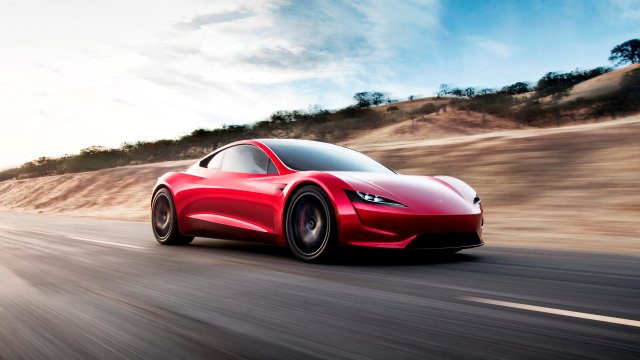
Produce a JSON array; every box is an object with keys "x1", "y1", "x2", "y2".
[
  {"x1": 0, "y1": 0, "x2": 638, "y2": 168},
  {"x1": 407, "y1": 0, "x2": 638, "y2": 89}
]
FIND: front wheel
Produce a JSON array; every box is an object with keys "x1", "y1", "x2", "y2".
[
  {"x1": 151, "y1": 188, "x2": 194, "y2": 245},
  {"x1": 285, "y1": 185, "x2": 336, "y2": 262}
]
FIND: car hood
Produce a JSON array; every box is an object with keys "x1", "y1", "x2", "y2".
[{"x1": 329, "y1": 171, "x2": 479, "y2": 215}]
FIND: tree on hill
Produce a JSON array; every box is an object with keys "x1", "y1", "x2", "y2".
[
  {"x1": 270, "y1": 110, "x2": 300, "y2": 123},
  {"x1": 609, "y1": 39, "x2": 640, "y2": 65},
  {"x1": 476, "y1": 88, "x2": 495, "y2": 96},
  {"x1": 464, "y1": 87, "x2": 476, "y2": 97},
  {"x1": 436, "y1": 84, "x2": 471, "y2": 98},
  {"x1": 353, "y1": 91, "x2": 385, "y2": 108},
  {"x1": 449, "y1": 88, "x2": 464, "y2": 97},
  {"x1": 535, "y1": 67, "x2": 612, "y2": 96},
  {"x1": 501, "y1": 82, "x2": 531, "y2": 95},
  {"x1": 437, "y1": 84, "x2": 450, "y2": 98}
]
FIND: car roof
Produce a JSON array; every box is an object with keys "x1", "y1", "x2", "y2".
[{"x1": 256, "y1": 138, "x2": 327, "y2": 146}]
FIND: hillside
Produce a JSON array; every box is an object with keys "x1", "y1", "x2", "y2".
[
  {"x1": 342, "y1": 109, "x2": 526, "y2": 148},
  {"x1": 0, "y1": 160, "x2": 193, "y2": 220},
  {"x1": 1, "y1": 114, "x2": 638, "y2": 253},
  {"x1": 563, "y1": 63, "x2": 640, "y2": 102},
  {"x1": 345, "y1": 64, "x2": 639, "y2": 147},
  {"x1": 1, "y1": 64, "x2": 638, "y2": 182}
]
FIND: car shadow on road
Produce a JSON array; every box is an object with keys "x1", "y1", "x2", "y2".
[
  {"x1": 187, "y1": 238, "x2": 480, "y2": 267},
  {"x1": 188, "y1": 239, "x2": 291, "y2": 256},
  {"x1": 332, "y1": 248, "x2": 479, "y2": 267}
]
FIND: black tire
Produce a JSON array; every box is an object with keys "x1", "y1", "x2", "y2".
[
  {"x1": 151, "y1": 188, "x2": 194, "y2": 245},
  {"x1": 285, "y1": 185, "x2": 336, "y2": 262}
]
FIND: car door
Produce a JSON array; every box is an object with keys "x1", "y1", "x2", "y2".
[{"x1": 183, "y1": 144, "x2": 282, "y2": 243}]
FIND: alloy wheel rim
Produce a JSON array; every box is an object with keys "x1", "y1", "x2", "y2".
[
  {"x1": 290, "y1": 193, "x2": 329, "y2": 256},
  {"x1": 153, "y1": 195, "x2": 172, "y2": 238}
]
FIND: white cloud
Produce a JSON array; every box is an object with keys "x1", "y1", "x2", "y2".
[
  {"x1": 176, "y1": 8, "x2": 255, "y2": 30},
  {"x1": 609, "y1": 0, "x2": 640, "y2": 19},
  {"x1": 466, "y1": 35, "x2": 513, "y2": 58},
  {"x1": 0, "y1": 0, "x2": 441, "y2": 169}
]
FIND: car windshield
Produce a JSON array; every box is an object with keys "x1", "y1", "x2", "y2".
[{"x1": 261, "y1": 139, "x2": 393, "y2": 173}]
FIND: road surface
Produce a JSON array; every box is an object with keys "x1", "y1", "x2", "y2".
[{"x1": 0, "y1": 212, "x2": 638, "y2": 359}]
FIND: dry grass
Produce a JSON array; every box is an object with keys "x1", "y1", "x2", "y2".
[
  {"x1": 563, "y1": 63, "x2": 640, "y2": 103},
  {"x1": 372, "y1": 97, "x2": 449, "y2": 114},
  {"x1": 1, "y1": 115, "x2": 638, "y2": 253},
  {"x1": 341, "y1": 109, "x2": 526, "y2": 148}
]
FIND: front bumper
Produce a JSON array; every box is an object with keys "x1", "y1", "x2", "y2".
[{"x1": 338, "y1": 201, "x2": 483, "y2": 249}]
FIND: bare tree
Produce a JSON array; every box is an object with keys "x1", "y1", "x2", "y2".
[{"x1": 437, "y1": 84, "x2": 450, "y2": 98}]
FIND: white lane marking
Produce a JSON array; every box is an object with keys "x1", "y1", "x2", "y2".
[
  {"x1": 465, "y1": 297, "x2": 640, "y2": 328},
  {"x1": 20, "y1": 229, "x2": 146, "y2": 250}
]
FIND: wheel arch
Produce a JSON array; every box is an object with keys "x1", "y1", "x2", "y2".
[
  {"x1": 151, "y1": 183, "x2": 173, "y2": 207},
  {"x1": 281, "y1": 179, "x2": 342, "y2": 247},
  {"x1": 150, "y1": 182, "x2": 195, "y2": 241},
  {"x1": 282, "y1": 181, "x2": 315, "y2": 246}
]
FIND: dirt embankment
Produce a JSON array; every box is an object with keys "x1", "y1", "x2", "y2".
[
  {"x1": 0, "y1": 160, "x2": 192, "y2": 221},
  {"x1": 342, "y1": 108, "x2": 526, "y2": 148},
  {"x1": 1, "y1": 116, "x2": 639, "y2": 253}
]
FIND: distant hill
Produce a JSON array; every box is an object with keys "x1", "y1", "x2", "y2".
[{"x1": 1, "y1": 64, "x2": 639, "y2": 182}]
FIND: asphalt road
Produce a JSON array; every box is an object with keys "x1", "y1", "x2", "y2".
[{"x1": 0, "y1": 212, "x2": 638, "y2": 360}]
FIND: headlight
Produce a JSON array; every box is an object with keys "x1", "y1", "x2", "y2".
[{"x1": 345, "y1": 190, "x2": 407, "y2": 207}]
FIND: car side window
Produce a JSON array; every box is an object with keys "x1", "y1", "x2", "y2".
[
  {"x1": 206, "y1": 151, "x2": 224, "y2": 170},
  {"x1": 267, "y1": 159, "x2": 278, "y2": 175},
  {"x1": 220, "y1": 145, "x2": 276, "y2": 174}
]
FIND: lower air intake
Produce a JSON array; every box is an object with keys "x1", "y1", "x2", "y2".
[{"x1": 407, "y1": 232, "x2": 482, "y2": 249}]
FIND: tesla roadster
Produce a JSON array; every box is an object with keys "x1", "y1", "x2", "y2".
[{"x1": 151, "y1": 139, "x2": 483, "y2": 261}]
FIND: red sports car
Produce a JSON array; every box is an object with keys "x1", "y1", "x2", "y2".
[{"x1": 151, "y1": 139, "x2": 483, "y2": 261}]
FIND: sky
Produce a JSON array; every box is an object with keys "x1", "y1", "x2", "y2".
[{"x1": 0, "y1": 0, "x2": 638, "y2": 169}]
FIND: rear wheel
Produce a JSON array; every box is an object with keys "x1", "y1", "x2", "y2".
[
  {"x1": 285, "y1": 185, "x2": 336, "y2": 262},
  {"x1": 151, "y1": 188, "x2": 193, "y2": 245}
]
